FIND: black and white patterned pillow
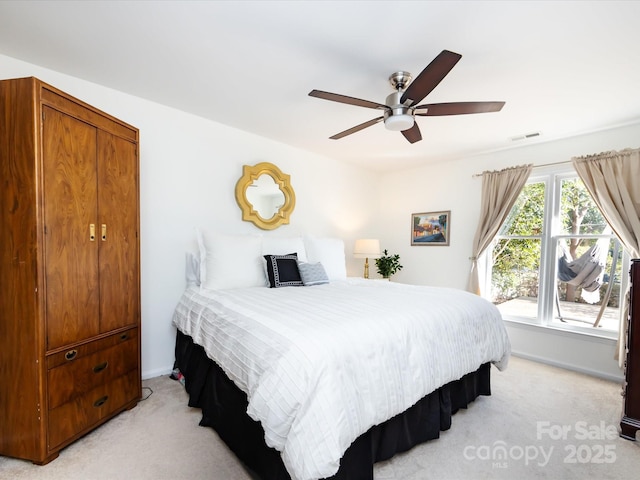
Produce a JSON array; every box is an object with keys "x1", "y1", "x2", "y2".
[
  {"x1": 298, "y1": 262, "x2": 329, "y2": 286},
  {"x1": 263, "y1": 253, "x2": 303, "y2": 288}
]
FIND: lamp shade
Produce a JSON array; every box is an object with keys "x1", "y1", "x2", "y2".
[{"x1": 353, "y1": 239, "x2": 381, "y2": 258}]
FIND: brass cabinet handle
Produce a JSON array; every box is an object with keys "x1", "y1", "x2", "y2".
[
  {"x1": 93, "y1": 396, "x2": 109, "y2": 408},
  {"x1": 65, "y1": 349, "x2": 78, "y2": 361},
  {"x1": 92, "y1": 361, "x2": 109, "y2": 373},
  {"x1": 101, "y1": 224, "x2": 107, "y2": 241},
  {"x1": 89, "y1": 224, "x2": 95, "y2": 241}
]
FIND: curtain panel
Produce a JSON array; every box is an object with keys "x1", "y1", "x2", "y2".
[
  {"x1": 467, "y1": 164, "x2": 532, "y2": 295},
  {"x1": 572, "y1": 148, "x2": 640, "y2": 366}
]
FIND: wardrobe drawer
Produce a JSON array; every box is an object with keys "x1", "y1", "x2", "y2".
[
  {"x1": 47, "y1": 370, "x2": 139, "y2": 450},
  {"x1": 47, "y1": 328, "x2": 137, "y2": 369},
  {"x1": 48, "y1": 335, "x2": 138, "y2": 409}
]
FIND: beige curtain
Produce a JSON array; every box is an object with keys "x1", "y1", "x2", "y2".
[
  {"x1": 468, "y1": 164, "x2": 533, "y2": 295},
  {"x1": 572, "y1": 148, "x2": 640, "y2": 366}
]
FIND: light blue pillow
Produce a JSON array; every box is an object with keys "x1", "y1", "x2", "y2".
[{"x1": 298, "y1": 262, "x2": 329, "y2": 286}]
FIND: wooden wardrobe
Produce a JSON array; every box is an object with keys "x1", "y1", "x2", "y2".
[
  {"x1": 621, "y1": 259, "x2": 640, "y2": 440},
  {"x1": 0, "y1": 77, "x2": 141, "y2": 464}
]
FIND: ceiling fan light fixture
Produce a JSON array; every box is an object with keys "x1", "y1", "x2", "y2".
[
  {"x1": 309, "y1": 50, "x2": 504, "y2": 143},
  {"x1": 384, "y1": 114, "x2": 414, "y2": 131}
]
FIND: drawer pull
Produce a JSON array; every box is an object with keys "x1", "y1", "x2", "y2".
[
  {"x1": 93, "y1": 361, "x2": 109, "y2": 373},
  {"x1": 120, "y1": 333, "x2": 129, "y2": 341},
  {"x1": 65, "y1": 350, "x2": 78, "y2": 361},
  {"x1": 93, "y1": 396, "x2": 109, "y2": 408}
]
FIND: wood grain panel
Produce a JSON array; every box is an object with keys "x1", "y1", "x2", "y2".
[
  {"x1": 40, "y1": 85, "x2": 137, "y2": 142},
  {"x1": 47, "y1": 370, "x2": 139, "y2": 450},
  {"x1": 42, "y1": 107, "x2": 100, "y2": 349},
  {"x1": 47, "y1": 326, "x2": 137, "y2": 369},
  {"x1": 97, "y1": 131, "x2": 140, "y2": 333},
  {"x1": 0, "y1": 76, "x2": 48, "y2": 461},
  {"x1": 47, "y1": 336, "x2": 138, "y2": 409}
]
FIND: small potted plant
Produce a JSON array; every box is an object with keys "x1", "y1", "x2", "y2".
[{"x1": 375, "y1": 249, "x2": 403, "y2": 279}]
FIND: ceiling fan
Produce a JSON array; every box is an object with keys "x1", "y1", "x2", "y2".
[{"x1": 308, "y1": 50, "x2": 505, "y2": 144}]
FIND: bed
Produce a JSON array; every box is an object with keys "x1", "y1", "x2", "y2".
[{"x1": 171, "y1": 231, "x2": 511, "y2": 480}]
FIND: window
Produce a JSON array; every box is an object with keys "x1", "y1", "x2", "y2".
[{"x1": 488, "y1": 166, "x2": 626, "y2": 337}]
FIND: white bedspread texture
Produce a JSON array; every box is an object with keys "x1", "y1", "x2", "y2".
[{"x1": 172, "y1": 278, "x2": 510, "y2": 480}]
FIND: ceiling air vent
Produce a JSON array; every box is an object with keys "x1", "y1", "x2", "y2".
[{"x1": 510, "y1": 132, "x2": 541, "y2": 141}]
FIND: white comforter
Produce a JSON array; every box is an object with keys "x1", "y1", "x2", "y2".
[{"x1": 172, "y1": 278, "x2": 510, "y2": 480}]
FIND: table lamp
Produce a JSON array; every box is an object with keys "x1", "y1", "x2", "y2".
[{"x1": 354, "y1": 239, "x2": 381, "y2": 279}]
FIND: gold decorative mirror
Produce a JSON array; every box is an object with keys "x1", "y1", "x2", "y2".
[{"x1": 235, "y1": 162, "x2": 296, "y2": 230}]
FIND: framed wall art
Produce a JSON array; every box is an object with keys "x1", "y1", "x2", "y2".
[{"x1": 411, "y1": 211, "x2": 450, "y2": 246}]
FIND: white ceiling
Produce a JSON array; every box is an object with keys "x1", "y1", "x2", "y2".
[{"x1": 1, "y1": 0, "x2": 640, "y2": 172}]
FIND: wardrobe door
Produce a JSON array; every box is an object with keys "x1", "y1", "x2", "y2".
[
  {"x1": 97, "y1": 130, "x2": 139, "y2": 333},
  {"x1": 42, "y1": 106, "x2": 100, "y2": 350}
]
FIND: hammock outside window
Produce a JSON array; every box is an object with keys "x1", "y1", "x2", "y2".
[{"x1": 556, "y1": 234, "x2": 619, "y2": 327}]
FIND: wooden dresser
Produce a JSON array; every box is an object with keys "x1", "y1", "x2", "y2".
[
  {"x1": 0, "y1": 77, "x2": 141, "y2": 464},
  {"x1": 621, "y1": 259, "x2": 640, "y2": 440}
]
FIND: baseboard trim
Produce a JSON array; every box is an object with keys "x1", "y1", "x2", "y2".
[
  {"x1": 511, "y1": 351, "x2": 624, "y2": 383},
  {"x1": 142, "y1": 366, "x2": 174, "y2": 380}
]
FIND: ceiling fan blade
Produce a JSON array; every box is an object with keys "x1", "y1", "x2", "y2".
[
  {"x1": 309, "y1": 90, "x2": 387, "y2": 110},
  {"x1": 401, "y1": 123, "x2": 422, "y2": 144},
  {"x1": 414, "y1": 101, "x2": 505, "y2": 116},
  {"x1": 400, "y1": 50, "x2": 462, "y2": 106},
  {"x1": 329, "y1": 116, "x2": 384, "y2": 140}
]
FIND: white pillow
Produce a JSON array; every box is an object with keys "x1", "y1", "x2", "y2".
[
  {"x1": 185, "y1": 251, "x2": 201, "y2": 286},
  {"x1": 197, "y1": 229, "x2": 264, "y2": 290},
  {"x1": 261, "y1": 236, "x2": 308, "y2": 262},
  {"x1": 303, "y1": 235, "x2": 347, "y2": 281}
]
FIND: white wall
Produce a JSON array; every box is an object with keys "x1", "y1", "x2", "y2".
[
  {"x1": 3, "y1": 52, "x2": 637, "y2": 382},
  {"x1": 0, "y1": 54, "x2": 381, "y2": 379},
  {"x1": 379, "y1": 122, "x2": 640, "y2": 381}
]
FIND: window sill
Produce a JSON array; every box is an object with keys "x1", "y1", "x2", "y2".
[{"x1": 502, "y1": 315, "x2": 619, "y2": 343}]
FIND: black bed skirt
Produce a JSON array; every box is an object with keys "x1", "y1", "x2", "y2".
[{"x1": 174, "y1": 330, "x2": 491, "y2": 480}]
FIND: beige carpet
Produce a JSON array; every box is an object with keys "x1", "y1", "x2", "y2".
[{"x1": 1, "y1": 356, "x2": 639, "y2": 480}]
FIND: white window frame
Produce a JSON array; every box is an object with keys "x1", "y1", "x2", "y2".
[{"x1": 482, "y1": 163, "x2": 629, "y2": 340}]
